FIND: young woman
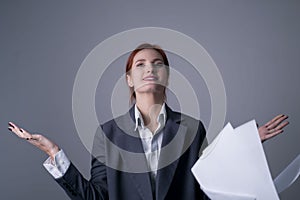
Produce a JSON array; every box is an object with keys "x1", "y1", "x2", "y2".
[{"x1": 8, "y1": 43, "x2": 289, "y2": 200}]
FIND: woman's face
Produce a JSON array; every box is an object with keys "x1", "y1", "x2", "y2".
[{"x1": 126, "y1": 48, "x2": 169, "y2": 96}]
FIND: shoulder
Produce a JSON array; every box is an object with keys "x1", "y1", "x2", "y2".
[
  {"x1": 101, "y1": 112, "x2": 133, "y2": 129},
  {"x1": 166, "y1": 105, "x2": 206, "y2": 132},
  {"x1": 101, "y1": 105, "x2": 135, "y2": 129},
  {"x1": 167, "y1": 107, "x2": 207, "y2": 155}
]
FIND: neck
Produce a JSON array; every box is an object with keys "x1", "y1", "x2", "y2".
[{"x1": 135, "y1": 93, "x2": 164, "y2": 126}]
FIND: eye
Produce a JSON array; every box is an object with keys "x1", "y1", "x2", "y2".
[
  {"x1": 136, "y1": 63, "x2": 145, "y2": 67},
  {"x1": 153, "y1": 62, "x2": 164, "y2": 67}
]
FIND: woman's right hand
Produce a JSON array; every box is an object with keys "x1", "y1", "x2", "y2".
[{"x1": 8, "y1": 122, "x2": 60, "y2": 160}]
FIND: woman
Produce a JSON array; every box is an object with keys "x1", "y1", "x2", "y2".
[{"x1": 8, "y1": 43, "x2": 289, "y2": 200}]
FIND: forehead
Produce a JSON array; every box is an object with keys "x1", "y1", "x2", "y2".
[{"x1": 133, "y1": 48, "x2": 163, "y2": 62}]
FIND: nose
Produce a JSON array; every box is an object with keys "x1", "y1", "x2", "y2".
[{"x1": 145, "y1": 63, "x2": 156, "y2": 73}]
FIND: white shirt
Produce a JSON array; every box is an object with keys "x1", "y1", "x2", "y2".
[
  {"x1": 43, "y1": 149, "x2": 70, "y2": 179},
  {"x1": 134, "y1": 103, "x2": 166, "y2": 177},
  {"x1": 134, "y1": 103, "x2": 166, "y2": 195},
  {"x1": 43, "y1": 103, "x2": 167, "y2": 181}
]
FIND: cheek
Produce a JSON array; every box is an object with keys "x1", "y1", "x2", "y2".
[
  {"x1": 159, "y1": 69, "x2": 169, "y2": 83},
  {"x1": 130, "y1": 71, "x2": 143, "y2": 83}
]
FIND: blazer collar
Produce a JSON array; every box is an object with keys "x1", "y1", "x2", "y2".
[
  {"x1": 133, "y1": 103, "x2": 167, "y2": 131},
  {"x1": 128, "y1": 103, "x2": 180, "y2": 124}
]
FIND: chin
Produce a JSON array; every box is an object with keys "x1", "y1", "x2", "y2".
[{"x1": 135, "y1": 85, "x2": 165, "y2": 94}]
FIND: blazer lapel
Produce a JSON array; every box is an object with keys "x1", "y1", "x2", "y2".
[
  {"x1": 115, "y1": 106, "x2": 154, "y2": 200},
  {"x1": 155, "y1": 106, "x2": 188, "y2": 200},
  {"x1": 115, "y1": 105, "x2": 188, "y2": 200}
]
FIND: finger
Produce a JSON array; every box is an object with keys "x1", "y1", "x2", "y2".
[
  {"x1": 8, "y1": 122, "x2": 21, "y2": 131},
  {"x1": 19, "y1": 128, "x2": 33, "y2": 140},
  {"x1": 264, "y1": 114, "x2": 285, "y2": 127},
  {"x1": 266, "y1": 128, "x2": 282, "y2": 136},
  {"x1": 8, "y1": 122, "x2": 32, "y2": 139},
  {"x1": 266, "y1": 121, "x2": 289, "y2": 135},
  {"x1": 263, "y1": 129, "x2": 284, "y2": 141},
  {"x1": 8, "y1": 122, "x2": 24, "y2": 132},
  {"x1": 30, "y1": 134, "x2": 42, "y2": 142},
  {"x1": 8, "y1": 122, "x2": 19, "y2": 132},
  {"x1": 8, "y1": 124, "x2": 24, "y2": 138},
  {"x1": 266, "y1": 115, "x2": 288, "y2": 130},
  {"x1": 8, "y1": 121, "x2": 17, "y2": 128},
  {"x1": 273, "y1": 121, "x2": 289, "y2": 131}
]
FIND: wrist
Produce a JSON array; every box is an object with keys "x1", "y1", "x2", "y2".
[{"x1": 48, "y1": 145, "x2": 60, "y2": 160}]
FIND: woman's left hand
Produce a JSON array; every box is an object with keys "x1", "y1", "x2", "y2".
[{"x1": 258, "y1": 114, "x2": 289, "y2": 142}]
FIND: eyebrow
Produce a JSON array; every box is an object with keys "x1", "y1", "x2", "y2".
[{"x1": 134, "y1": 58, "x2": 163, "y2": 64}]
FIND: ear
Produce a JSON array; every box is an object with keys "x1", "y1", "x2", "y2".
[{"x1": 126, "y1": 74, "x2": 133, "y2": 87}]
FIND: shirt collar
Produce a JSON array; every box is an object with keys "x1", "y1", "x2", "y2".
[{"x1": 134, "y1": 103, "x2": 167, "y2": 131}]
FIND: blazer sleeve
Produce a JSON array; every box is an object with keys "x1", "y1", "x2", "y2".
[{"x1": 55, "y1": 126, "x2": 108, "y2": 200}]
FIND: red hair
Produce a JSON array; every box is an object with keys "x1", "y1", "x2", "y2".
[{"x1": 126, "y1": 43, "x2": 170, "y2": 104}]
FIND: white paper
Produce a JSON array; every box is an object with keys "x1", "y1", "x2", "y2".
[
  {"x1": 192, "y1": 120, "x2": 280, "y2": 200},
  {"x1": 200, "y1": 186, "x2": 256, "y2": 200},
  {"x1": 274, "y1": 154, "x2": 300, "y2": 193}
]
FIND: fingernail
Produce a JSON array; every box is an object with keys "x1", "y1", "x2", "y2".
[
  {"x1": 19, "y1": 129, "x2": 23, "y2": 132},
  {"x1": 8, "y1": 122, "x2": 14, "y2": 127},
  {"x1": 8, "y1": 128, "x2": 12, "y2": 131},
  {"x1": 26, "y1": 138, "x2": 30, "y2": 140}
]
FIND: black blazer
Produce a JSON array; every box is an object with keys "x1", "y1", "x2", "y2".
[{"x1": 56, "y1": 104, "x2": 209, "y2": 200}]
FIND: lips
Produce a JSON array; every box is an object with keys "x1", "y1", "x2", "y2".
[{"x1": 143, "y1": 76, "x2": 158, "y2": 81}]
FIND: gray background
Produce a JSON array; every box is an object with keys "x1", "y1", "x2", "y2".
[{"x1": 1, "y1": 0, "x2": 299, "y2": 199}]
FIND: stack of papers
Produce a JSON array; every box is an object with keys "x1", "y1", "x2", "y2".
[{"x1": 192, "y1": 120, "x2": 299, "y2": 200}]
